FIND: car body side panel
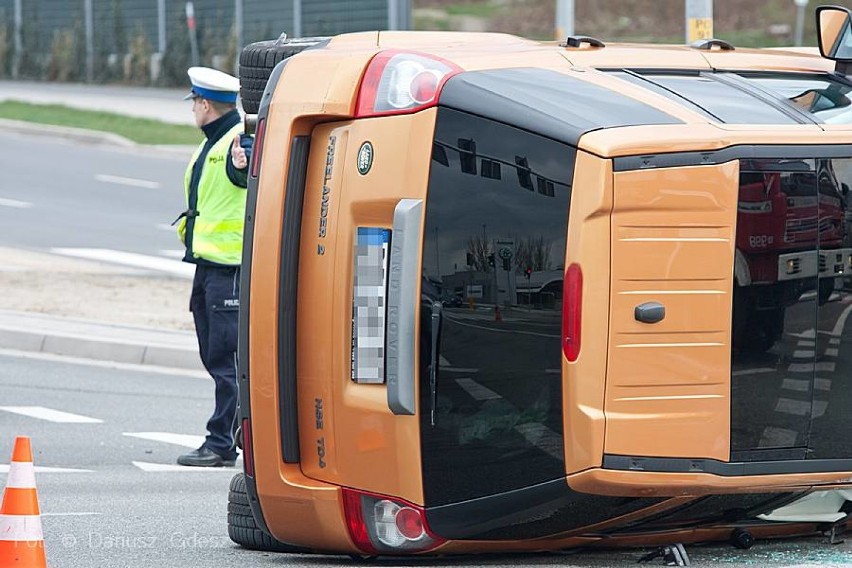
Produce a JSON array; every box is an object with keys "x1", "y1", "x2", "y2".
[
  {"x1": 247, "y1": 46, "x2": 377, "y2": 549},
  {"x1": 605, "y1": 162, "x2": 739, "y2": 461},
  {"x1": 563, "y1": 150, "x2": 613, "y2": 474}
]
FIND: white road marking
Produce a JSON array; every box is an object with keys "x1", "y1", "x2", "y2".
[
  {"x1": 123, "y1": 432, "x2": 205, "y2": 448},
  {"x1": 825, "y1": 347, "x2": 839, "y2": 357},
  {"x1": 793, "y1": 350, "x2": 815, "y2": 358},
  {"x1": 815, "y1": 377, "x2": 832, "y2": 391},
  {"x1": 438, "y1": 354, "x2": 479, "y2": 373},
  {"x1": 787, "y1": 362, "x2": 836, "y2": 373},
  {"x1": 759, "y1": 427, "x2": 798, "y2": 447},
  {"x1": 455, "y1": 377, "x2": 501, "y2": 401},
  {"x1": 832, "y1": 303, "x2": 852, "y2": 336},
  {"x1": 781, "y1": 378, "x2": 810, "y2": 392},
  {"x1": 0, "y1": 406, "x2": 102, "y2": 423},
  {"x1": 789, "y1": 329, "x2": 816, "y2": 339},
  {"x1": 514, "y1": 423, "x2": 564, "y2": 461},
  {"x1": 95, "y1": 174, "x2": 161, "y2": 189},
  {"x1": 775, "y1": 398, "x2": 812, "y2": 416},
  {"x1": 0, "y1": 464, "x2": 93, "y2": 474},
  {"x1": 132, "y1": 461, "x2": 235, "y2": 473},
  {"x1": 0, "y1": 197, "x2": 33, "y2": 208},
  {"x1": 159, "y1": 249, "x2": 185, "y2": 258},
  {"x1": 813, "y1": 400, "x2": 829, "y2": 418},
  {"x1": 830, "y1": 338, "x2": 841, "y2": 346},
  {"x1": 41, "y1": 512, "x2": 100, "y2": 517},
  {"x1": 732, "y1": 367, "x2": 776, "y2": 377},
  {"x1": 798, "y1": 340, "x2": 816, "y2": 347},
  {"x1": 51, "y1": 248, "x2": 193, "y2": 278}
]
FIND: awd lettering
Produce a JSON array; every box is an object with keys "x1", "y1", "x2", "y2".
[
  {"x1": 317, "y1": 136, "x2": 336, "y2": 246},
  {"x1": 314, "y1": 398, "x2": 324, "y2": 430},
  {"x1": 316, "y1": 437, "x2": 327, "y2": 468}
]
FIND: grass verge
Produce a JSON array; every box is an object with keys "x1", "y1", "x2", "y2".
[{"x1": 0, "y1": 100, "x2": 200, "y2": 145}]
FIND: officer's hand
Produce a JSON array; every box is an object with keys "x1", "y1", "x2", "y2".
[{"x1": 231, "y1": 135, "x2": 248, "y2": 170}]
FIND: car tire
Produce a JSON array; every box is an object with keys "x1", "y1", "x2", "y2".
[
  {"x1": 238, "y1": 35, "x2": 328, "y2": 114},
  {"x1": 227, "y1": 472, "x2": 308, "y2": 553}
]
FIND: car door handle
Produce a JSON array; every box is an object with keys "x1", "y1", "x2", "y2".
[{"x1": 635, "y1": 302, "x2": 665, "y2": 324}]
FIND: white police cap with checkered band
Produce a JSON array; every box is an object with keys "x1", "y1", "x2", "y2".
[{"x1": 184, "y1": 66, "x2": 240, "y2": 103}]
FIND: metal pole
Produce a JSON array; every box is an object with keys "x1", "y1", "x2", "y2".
[
  {"x1": 794, "y1": 0, "x2": 808, "y2": 47},
  {"x1": 158, "y1": 0, "x2": 167, "y2": 54},
  {"x1": 293, "y1": 0, "x2": 302, "y2": 37},
  {"x1": 186, "y1": 2, "x2": 200, "y2": 66},
  {"x1": 85, "y1": 0, "x2": 94, "y2": 82},
  {"x1": 234, "y1": 0, "x2": 243, "y2": 75},
  {"x1": 12, "y1": 0, "x2": 21, "y2": 79},
  {"x1": 388, "y1": 0, "x2": 398, "y2": 31},
  {"x1": 555, "y1": 0, "x2": 575, "y2": 40},
  {"x1": 401, "y1": 0, "x2": 411, "y2": 30},
  {"x1": 685, "y1": 0, "x2": 713, "y2": 44}
]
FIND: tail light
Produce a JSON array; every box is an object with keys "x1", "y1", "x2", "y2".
[
  {"x1": 562, "y1": 263, "x2": 582, "y2": 362},
  {"x1": 342, "y1": 488, "x2": 445, "y2": 554},
  {"x1": 241, "y1": 418, "x2": 254, "y2": 477},
  {"x1": 355, "y1": 51, "x2": 462, "y2": 117},
  {"x1": 249, "y1": 117, "x2": 266, "y2": 178}
]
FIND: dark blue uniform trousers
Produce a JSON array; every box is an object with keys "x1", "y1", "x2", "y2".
[{"x1": 190, "y1": 264, "x2": 240, "y2": 461}]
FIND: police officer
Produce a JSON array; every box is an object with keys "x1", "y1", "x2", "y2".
[{"x1": 176, "y1": 67, "x2": 251, "y2": 467}]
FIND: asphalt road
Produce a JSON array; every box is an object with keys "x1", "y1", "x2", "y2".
[
  {"x1": 0, "y1": 351, "x2": 850, "y2": 568},
  {"x1": 0, "y1": 130, "x2": 190, "y2": 255}
]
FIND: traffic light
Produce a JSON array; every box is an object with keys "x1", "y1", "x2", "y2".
[
  {"x1": 525, "y1": 266, "x2": 532, "y2": 279},
  {"x1": 487, "y1": 253, "x2": 495, "y2": 267},
  {"x1": 466, "y1": 252, "x2": 474, "y2": 266},
  {"x1": 502, "y1": 257, "x2": 511, "y2": 271}
]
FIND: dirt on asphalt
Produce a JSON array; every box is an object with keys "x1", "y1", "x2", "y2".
[{"x1": 0, "y1": 247, "x2": 193, "y2": 331}]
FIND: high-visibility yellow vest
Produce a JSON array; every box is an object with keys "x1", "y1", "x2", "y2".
[{"x1": 179, "y1": 124, "x2": 246, "y2": 266}]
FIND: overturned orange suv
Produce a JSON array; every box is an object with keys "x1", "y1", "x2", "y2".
[{"x1": 227, "y1": 6, "x2": 852, "y2": 557}]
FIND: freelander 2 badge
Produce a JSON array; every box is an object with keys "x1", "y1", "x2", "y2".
[{"x1": 357, "y1": 142, "x2": 373, "y2": 175}]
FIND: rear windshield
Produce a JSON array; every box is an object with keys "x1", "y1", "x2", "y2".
[{"x1": 419, "y1": 107, "x2": 573, "y2": 505}]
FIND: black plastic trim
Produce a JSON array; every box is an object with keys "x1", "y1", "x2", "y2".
[
  {"x1": 237, "y1": 55, "x2": 291, "y2": 537},
  {"x1": 439, "y1": 68, "x2": 682, "y2": 147},
  {"x1": 613, "y1": 144, "x2": 852, "y2": 172},
  {"x1": 278, "y1": 136, "x2": 310, "y2": 464},
  {"x1": 603, "y1": 454, "x2": 852, "y2": 475},
  {"x1": 425, "y1": 478, "x2": 573, "y2": 539}
]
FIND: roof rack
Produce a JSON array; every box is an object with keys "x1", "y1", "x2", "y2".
[
  {"x1": 561, "y1": 35, "x2": 606, "y2": 49},
  {"x1": 690, "y1": 38, "x2": 735, "y2": 51}
]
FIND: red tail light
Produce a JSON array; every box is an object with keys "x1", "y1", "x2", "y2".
[
  {"x1": 562, "y1": 263, "x2": 582, "y2": 362},
  {"x1": 355, "y1": 50, "x2": 462, "y2": 117},
  {"x1": 250, "y1": 117, "x2": 266, "y2": 178},
  {"x1": 341, "y1": 488, "x2": 445, "y2": 554},
  {"x1": 241, "y1": 418, "x2": 254, "y2": 477}
]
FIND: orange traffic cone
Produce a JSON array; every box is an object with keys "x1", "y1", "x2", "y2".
[{"x1": 0, "y1": 437, "x2": 47, "y2": 567}]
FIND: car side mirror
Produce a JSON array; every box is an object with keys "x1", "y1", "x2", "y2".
[{"x1": 817, "y1": 5, "x2": 852, "y2": 71}]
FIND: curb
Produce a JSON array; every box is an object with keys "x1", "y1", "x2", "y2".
[
  {"x1": 0, "y1": 310, "x2": 203, "y2": 372},
  {"x1": 0, "y1": 118, "x2": 196, "y2": 159}
]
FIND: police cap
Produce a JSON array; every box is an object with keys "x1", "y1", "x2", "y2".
[{"x1": 184, "y1": 66, "x2": 240, "y2": 104}]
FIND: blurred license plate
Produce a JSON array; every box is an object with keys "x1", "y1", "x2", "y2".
[{"x1": 352, "y1": 227, "x2": 391, "y2": 383}]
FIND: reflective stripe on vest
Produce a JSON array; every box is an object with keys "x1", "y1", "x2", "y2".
[{"x1": 182, "y1": 123, "x2": 246, "y2": 265}]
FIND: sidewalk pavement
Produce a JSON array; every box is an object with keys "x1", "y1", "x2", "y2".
[
  {"x1": 0, "y1": 310, "x2": 201, "y2": 370},
  {"x1": 0, "y1": 80, "x2": 207, "y2": 373}
]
